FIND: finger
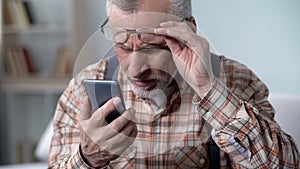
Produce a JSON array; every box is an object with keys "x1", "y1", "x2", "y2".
[
  {"x1": 79, "y1": 97, "x2": 92, "y2": 121},
  {"x1": 159, "y1": 20, "x2": 185, "y2": 28},
  {"x1": 164, "y1": 37, "x2": 183, "y2": 56},
  {"x1": 160, "y1": 20, "x2": 196, "y2": 33},
  {"x1": 164, "y1": 36, "x2": 193, "y2": 66},
  {"x1": 129, "y1": 124, "x2": 138, "y2": 138},
  {"x1": 119, "y1": 121, "x2": 137, "y2": 138},
  {"x1": 156, "y1": 21, "x2": 188, "y2": 35},
  {"x1": 103, "y1": 131, "x2": 136, "y2": 155},
  {"x1": 155, "y1": 27, "x2": 189, "y2": 45},
  {"x1": 155, "y1": 21, "x2": 197, "y2": 44},
  {"x1": 90, "y1": 97, "x2": 122, "y2": 126},
  {"x1": 108, "y1": 108, "x2": 135, "y2": 132}
]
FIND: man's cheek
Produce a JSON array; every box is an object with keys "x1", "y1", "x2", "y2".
[
  {"x1": 152, "y1": 59, "x2": 176, "y2": 76},
  {"x1": 116, "y1": 53, "x2": 129, "y2": 68}
]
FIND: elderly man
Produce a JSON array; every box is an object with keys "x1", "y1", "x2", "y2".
[{"x1": 48, "y1": 0, "x2": 299, "y2": 168}]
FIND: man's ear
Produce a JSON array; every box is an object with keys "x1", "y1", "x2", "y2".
[{"x1": 187, "y1": 16, "x2": 197, "y2": 33}]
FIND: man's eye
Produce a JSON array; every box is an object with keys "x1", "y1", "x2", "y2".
[
  {"x1": 116, "y1": 45, "x2": 133, "y2": 52},
  {"x1": 140, "y1": 48, "x2": 160, "y2": 54}
]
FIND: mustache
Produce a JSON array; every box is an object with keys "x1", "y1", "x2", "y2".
[
  {"x1": 126, "y1": 71, "x2": 171, "y2": 85},
  {"x1": 129, "y1": 74, "x2": 169, "y2": 83}
]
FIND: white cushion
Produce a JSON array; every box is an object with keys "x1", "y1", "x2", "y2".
[
  {"x1": 34, "y1": 119, "x2": 53, "y2": 162},
  {"x1": 0, "y1": 162, "x2": 47, "y2": 169}
]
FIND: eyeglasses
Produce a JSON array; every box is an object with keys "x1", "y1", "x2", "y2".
[
  {"x1": 100, "y1": 16, "x2": 191, "y2": 52},
  {"x1": 100, "y1": 18, "x2": 167, "y2": 47}
]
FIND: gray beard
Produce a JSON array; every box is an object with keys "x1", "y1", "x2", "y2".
[{"x1": 131, "y1": 79, "x2": 178, "y2": 108}]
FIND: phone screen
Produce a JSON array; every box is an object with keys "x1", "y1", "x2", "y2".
[{"x1": 84, "y1": 79, "x2": 126, "y2": 124}]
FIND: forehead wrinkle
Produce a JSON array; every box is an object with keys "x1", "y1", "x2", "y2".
[{"x1": 110, "y1": 12, "x2": 181, "y2": 29}]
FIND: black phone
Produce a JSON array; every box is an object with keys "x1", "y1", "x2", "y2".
[{"x1": 84, "y1": 79, "x2": 126, "y2": 124}]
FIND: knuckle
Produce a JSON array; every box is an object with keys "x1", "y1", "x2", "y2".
[
  {"x1": 123, "y1": 109, "x2": 134, "y2": 119},
  {"x1": 202, "y1": 39, "x2": 210, "y2": 50},
  {"x1": 129, "y1": 122, "x2": 137, "y2": 132},
  {"x1": 166, "y1": 29, "x2": 173, "y2": 36},
  {"x1": 167, "y1": 21, "x2": 176, "y2": 25},
  {"x1": 133, "y1": 124, "x2": 138, "y2": 134},
  {"x1": 110, "y1": 121, "x2": 121, "y2": 131},
  {"x1": 127, "y1": 122, "x2": 136, "y2": 130},
  {"x1": 104, "y1": 100, "x2": 116, "y2": 111},
  {"x1": 84, "y1": 123, "x2": 92, "y2": 131},
  {"x1": 95, "y1": 109, "x2": 106, "y2": 120}
]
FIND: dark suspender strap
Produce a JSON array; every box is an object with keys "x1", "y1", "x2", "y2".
[
  {"x1": 211, "y1": 53, "x2": 220, "y2": 78},
  {"x1": 105, "y1": 55, "x2": 119, "y2": 80},
  {"x1": 208, "y1": 138, "x2": 221, "y2": 169},
  {"x1": 209, "y1": 53, "x2": 222, "y2": 169}
]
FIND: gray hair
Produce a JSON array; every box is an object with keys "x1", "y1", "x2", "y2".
[{"x1": 106, "y1": 0, "x2": 192, "y2": 18}]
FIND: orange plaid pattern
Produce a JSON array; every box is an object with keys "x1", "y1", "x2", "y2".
[{"x1": 48, "y1": 56, "x2": 299, "y2": 168}]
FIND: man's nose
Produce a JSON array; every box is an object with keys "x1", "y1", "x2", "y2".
[
  {"x1": 127, "y1": 51, "x2": 149, "y2": 78},
  {"x1": 126, "y1": 35, "x2": 144, "y2": 50}
]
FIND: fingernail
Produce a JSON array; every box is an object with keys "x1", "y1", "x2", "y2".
[
  {"x1": 160, "y1": 22, "x2": 166, "y2": 26},
  {"x1": 124, "y1": 108, "x2": 136, "y2": 120},
  {"x1": 113, "y1": 97, "x2": 121, "y2": 106},
  {"x1": 128, "y1": 107, "x2": 136, "y2": 114}
]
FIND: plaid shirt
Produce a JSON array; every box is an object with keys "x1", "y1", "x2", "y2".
[{"x1": 48, "y1": 56, "x2": 299, "y2": 168}]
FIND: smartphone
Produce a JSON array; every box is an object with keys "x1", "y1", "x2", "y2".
[{"x1": 84, "y1": 79, "x2": 126, "y2": 124}]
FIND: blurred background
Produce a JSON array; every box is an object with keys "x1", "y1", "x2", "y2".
[{"x1": 0, "y1": 0, "x2": 299, "y2": 166}]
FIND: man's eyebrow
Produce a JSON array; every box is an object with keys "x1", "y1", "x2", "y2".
[
  {"x1": 115, "y1": 43, "x2": 132, "y2": 49},
  {"x1": 115, "y1": 43, "x2": 163, "y2": 51},
  {"x1": 136, "y1": 28, "x2": 156, "y2": 33}
]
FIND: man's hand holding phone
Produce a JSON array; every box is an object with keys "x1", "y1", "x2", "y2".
[{"x1": 79, "y1": 97, "x2": 137, "y2": 168}]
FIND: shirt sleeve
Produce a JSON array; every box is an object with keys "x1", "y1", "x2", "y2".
[
  {"x1": 195, "y1": 78, "x2": 299, "y2": 168},
  {"x1": 48, "y1": 60, "x2": 109, "y2": 169},
  {"x1": 47, "y1": 87, "x2": 92, "y2": 169}
]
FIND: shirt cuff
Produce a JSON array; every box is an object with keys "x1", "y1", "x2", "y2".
[
  {"x1": 71, "y1": 144, "x2": 95, "y2": 169},
  {"x1": 76, "y1": 144, "x2": 108, "y2": 169},
  {"x1": 194, "y1": 78, "x2": 242, "y2": 130}
]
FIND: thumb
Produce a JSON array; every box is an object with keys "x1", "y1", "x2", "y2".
[
  {"x1": 164, "y1": 37, "x2": 182, "y2": 57},
  {"x1": 79, "y1": 96, "x2": 92, "y2": 121},
  {"x1": 121, "y1": 107, "x2": 136, "y2": 122}
]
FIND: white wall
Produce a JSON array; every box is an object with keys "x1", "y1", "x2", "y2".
[
  {"x1": 192, "y1": 0, "x2": 300, "y2": 95},
  {"x1": 87, "y1": 0, "x2": 107, "y2": 35},
  {"x1": 191, "y1": 1, "x2": 300, "y2": 149}
]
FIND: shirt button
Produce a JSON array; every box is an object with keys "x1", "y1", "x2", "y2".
[
  {"x1": 199, "y1": 158, "x2": 206, "y2": 165},
  {"x1": 203, "y1": 111, "x2": 213, "y2": 120}
]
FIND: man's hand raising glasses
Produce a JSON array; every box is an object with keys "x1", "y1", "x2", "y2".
[{"x1": 100, "y1": 18, "x2": 169, "y2": 51}]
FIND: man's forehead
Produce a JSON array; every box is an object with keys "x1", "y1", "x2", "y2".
[
  {"x1": 109, "y1": 12, "x2": 180, "y2": 29},
  {"x1": 140, "y1": 0, "x2": 169, "y2": 13}
]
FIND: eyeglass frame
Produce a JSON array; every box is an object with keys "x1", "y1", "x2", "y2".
[{"x1": 100, "y1": 17, "x2": 190, "y2": 46}]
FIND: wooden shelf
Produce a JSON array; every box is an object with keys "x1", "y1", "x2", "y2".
[
  {"x1": 1, "y1": 76, "x2": 70, "y2": 94},
  {"x1": 1, "y1": 0, "x2": 75, "y2": 164},
  {"x1": 3, "y1": 23, "x2": 69, "y2": 34}
]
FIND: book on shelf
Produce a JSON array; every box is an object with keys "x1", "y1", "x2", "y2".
[
  {"x1": 3, "y1": 0, "x2": 14, "y2": 25},
  {"x1": 55, "y1": 46, "x2": 72, "y2": 77},
  {"x1": 4, "y1": 48, "x2": 18, "y2": 75},
  {"x1": 22, "y1": 47, "x2": 34, "y2": 73},
  {"x1": 3, "y1": 46, "x2": 35, "y2": 76},
  {"x1": 23, "y1": 1, "x2": 34, "y2": 24},
  {"x1": 3, "y1": 0, "x2": 34, "y2": 28}
]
